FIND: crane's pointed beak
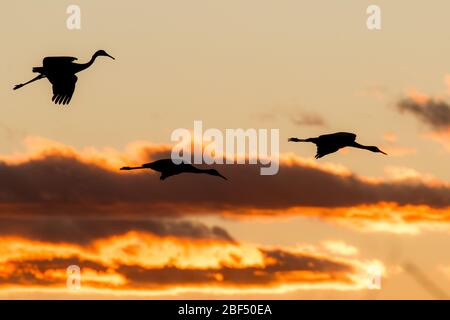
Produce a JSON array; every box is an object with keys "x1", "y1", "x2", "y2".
[
  {"x1": 380, "y1": 150, "x2": 388, "y2": 155},
  {"x1": 107, "y1": 54, "x2": 115, "y2": 60},
  {"x1": 120, "y1": 166, "x2": 131, "y2": 170}
]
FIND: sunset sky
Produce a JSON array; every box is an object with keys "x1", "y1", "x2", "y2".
[{"x1": 1, "y1": 0, "x2": 450, "y2": 299}]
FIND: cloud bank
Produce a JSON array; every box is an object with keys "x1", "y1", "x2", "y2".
[
  {"x1": 0, "y1": 230, "x2": 378, "y2": 296},
  {"x1": 0, "y1": 136, "x2": 449, "y2": 234}
]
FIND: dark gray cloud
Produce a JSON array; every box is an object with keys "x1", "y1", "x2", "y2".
[
  {"x1": 397, "y1": 97, "x2": 450, "y2": 130},
  {"x1": 120, "y1": 249, "x2": 352, "y2": 286},
  {"x1": 0, "y1": 258, "x2": 107, "y2": 286},
  {"x1": 0, "y1": 154, "x2": 449, "y2": 220},
  {"x1": 0, "y1": 218, "x2": 234, "y2": 243},
  {"x1": 254, "y1": 109, "x2": 327, "y2": 127},
  {"x1": 290, "y1": 111, "x2": 327, "y2": 127}
]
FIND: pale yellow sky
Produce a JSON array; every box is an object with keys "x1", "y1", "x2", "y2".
[
  {"x1": 1, "y1": 0, "x2": 450, "y2": 299},
  {"x1": 2, "y1": 1, "x2": 449, "y2": 176}
]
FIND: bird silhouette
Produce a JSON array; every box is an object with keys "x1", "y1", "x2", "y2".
[
  {"x1": 13, "y1": 50, "x2": 115, "y2": 105},
  {"x1": 120, "y1": 159, "x2": 228, "y2": 181},
  {"x1": 288, "y1": 132, "x2": 387, "y2": 159}
]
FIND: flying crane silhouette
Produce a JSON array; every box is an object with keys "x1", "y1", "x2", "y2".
[
  {"x1": 288, "y1": 132, "x2": 387, "y2": 159},
  {"x1": 120, "y1": 159, "x2": 228, "y2": 181},
  {"x1": 13, "y1": 50, "x2": 115, "y2": 105}
]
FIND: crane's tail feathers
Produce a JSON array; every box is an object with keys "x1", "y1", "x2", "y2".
[{"x1": 32, "y1": 67, "x2": 44, "y2": 73}]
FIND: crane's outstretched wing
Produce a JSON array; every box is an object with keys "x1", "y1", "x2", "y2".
[
  {"x1": 318, "y1": 132, "x2": 356, "y2": 143},
  {"x1": 43, "y1": 56, "x2": 78, "y2": 68},
  {"x1": 315, "y1": 144, "x2": 341, "y2": 159},
  {"x1": 47, "y1": 74, "x2": 78, "y2": 105},
  {"x1": 315, "y1": 132, "x2": 357, "y2": 159}
]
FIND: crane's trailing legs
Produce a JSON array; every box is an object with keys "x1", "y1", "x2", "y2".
[
  {"x1": 14, "y1": 74, "x2": 45, "y2": 90},
  {"x1": 288, "y1": 138, "x2": 314, "y2": 143},
  {"x1": 120, "y1": 166, "x2": 144, "y2": 170}
]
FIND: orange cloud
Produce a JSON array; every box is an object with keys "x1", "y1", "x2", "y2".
[
  {"x1": 223, "y1": 203, "x2": 450, "y2": 234},
  {"x1": 383, "y1": 133, "x2": 397, "y2": 143},
  {"x1": 380, "y1": 133, "x2": 416, "y2": 157},
  {"x1": 444, "y1": 75, "x2": 450, "y2": 96},
  {"x1": 0, "y1": 136, "x2": 171, "y2": 170},
  {"x1": 0, "y1": 232, "x2": 380, "y2": 297},
  {"x1": 406, "y1": 89, "x2": 430, "y2": 105},
  {"x1": 426, "y1": 129, "x2": 450, "y2": 151},
  {"x1": 381, "y1": 145, "x2": 416, "y2": 157},
  {"x1": 321, "y1": 241, "x2": 359, "y2": 257}
]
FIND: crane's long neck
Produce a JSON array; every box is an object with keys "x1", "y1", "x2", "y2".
[
  {"x1": 75, "y1": 53, "x2": 99, "y2": 73},
  {"x1": 350, "y1": 141, "x2": 373, "y2": 151}
]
